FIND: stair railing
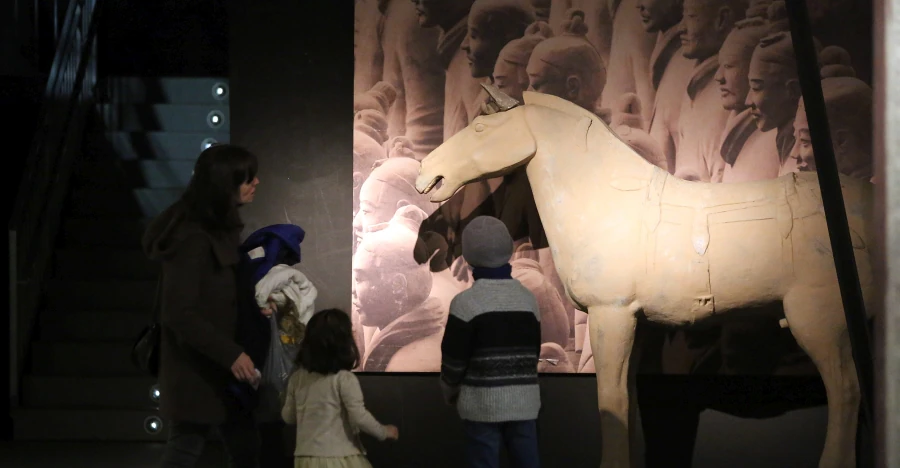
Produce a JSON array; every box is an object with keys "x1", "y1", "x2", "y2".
[{"x1": 8, "y1": 0, "x2": 103, "y2": 408}]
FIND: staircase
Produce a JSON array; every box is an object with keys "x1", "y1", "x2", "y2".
[{"x1": 13, "y1": 76, "x2": 230, "y2": 441}]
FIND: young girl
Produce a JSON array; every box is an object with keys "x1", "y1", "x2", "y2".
[{"x1": 281, "y1": 308, "x2": 399, "y2": 468}]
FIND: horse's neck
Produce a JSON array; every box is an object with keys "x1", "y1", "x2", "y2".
[
  {"x1": 524, "y1": 108, "x2": 651, "y2": 195},
  {"x1": 522, "y1": 104, "x2": 653, "y2": 256}
]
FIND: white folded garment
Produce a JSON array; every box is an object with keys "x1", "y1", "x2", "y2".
[{"x1": 255, "y1": 264, "x2": 317, "y2": 325}]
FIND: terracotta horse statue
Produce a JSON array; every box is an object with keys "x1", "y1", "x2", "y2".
[{"x1": 415, "y1": 85, "x2": 874, "y2": 468}]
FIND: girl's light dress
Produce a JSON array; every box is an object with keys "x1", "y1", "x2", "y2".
[{"x1": 282, "y1": 368, "x2": 388, "y2": 468}]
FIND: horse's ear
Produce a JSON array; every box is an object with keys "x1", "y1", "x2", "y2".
[
  {"x1": 481, "y1": 83, "x2": 520, "y2": 112},
  {"x1": 574, "y1": 116, "x2": 591, "y2": 152}
]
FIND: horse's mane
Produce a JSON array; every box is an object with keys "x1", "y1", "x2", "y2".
[
  {"x1": 522, "y1": 91, "x2": 599, "y2": 122},
  {"x1": 521, "y1": 91, "x2": 639, "y2": 154}
]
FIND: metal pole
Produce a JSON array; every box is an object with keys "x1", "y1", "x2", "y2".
[
  {"x1": 873, "y1": 0, "x2": 899, "y2": 465},
  {"x1": 783, "y1": 0, "x2": 875, "y2": 448}
]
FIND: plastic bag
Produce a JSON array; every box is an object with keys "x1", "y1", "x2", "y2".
[{"x1": 255, "y1": 313, "x2": 298, "y2": 422}]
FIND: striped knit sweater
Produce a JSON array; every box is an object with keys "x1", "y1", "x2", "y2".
[{"x1": 440, "y1": 275, "x2": 542, "y2": 423}]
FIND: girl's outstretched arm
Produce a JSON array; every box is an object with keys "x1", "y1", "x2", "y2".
[{"x1": 338, "y1": 371, "x2": 388, "y2": 440}]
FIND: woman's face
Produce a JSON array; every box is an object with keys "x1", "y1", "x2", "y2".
[{"x1": 238, "y1": 176, "x2": 260, "y2": 204}]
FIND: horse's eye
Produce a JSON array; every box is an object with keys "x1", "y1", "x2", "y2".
[{"x1": 474, "y1": 123, "x2": 485, "y2": 132}]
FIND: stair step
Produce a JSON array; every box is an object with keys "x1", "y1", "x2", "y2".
[
  {"x1": 45, "y1": 279, "x2": 157, "y2": 311},
  {"x1": 54, "y1": 249, "x2": 158, "y2": 280},
  {"x1": 66, "y1": 187, "x2": 182, "y2": 217},
  {"x1": 99, "y1": 76, "x2": 230, "y2": 104},
  {"x1": 21, "y1": 376, "x2": 158, "y2": 409},
  {"x1": 72, "y1": 160, "x2": 195, "y2": 189},
  {"x1": 14, "y1": 408, "x2": 166, "y2": 441},
  {"x1": 88, "y1": 131, "x2": 229, "y2": 161},
  {"x1": 98, "y1": 103, "x2": 230, "y2": 133},
  {"x1": 40, "y1": 310, "x2": 153, "y2": 342},
  {"x1": 31, "y1": 341, "x2": 144, "y2": 376},
  {"x1": 60, "y1": 218, "x2": 151, "y2": 248}
]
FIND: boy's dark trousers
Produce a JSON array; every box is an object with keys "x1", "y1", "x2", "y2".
[{"x1": 463, "y1": 419, "x2": 540, "y2": 468}]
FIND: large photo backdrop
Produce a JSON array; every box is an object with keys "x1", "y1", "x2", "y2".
[{"x1": 351, "y1": 0, "x2": 872, "y2": 374}]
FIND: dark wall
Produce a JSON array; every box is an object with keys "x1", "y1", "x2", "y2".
[
  {"x1": 228, "y1": 0, "x2": 353, "y2": 311},
  {"x1": 228, "y1": 1, "x2": 834, "y2": 466},
  {"x1": 0, "y1": 76, "x2": 45, "y2": 440},
  {"x1": 100, "y1": 0, "x2": 229, "y2": 77}
]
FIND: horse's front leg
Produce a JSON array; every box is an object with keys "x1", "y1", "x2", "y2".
[{"x1": 589, "y1": 304, "x2": 639, "y2": 468}]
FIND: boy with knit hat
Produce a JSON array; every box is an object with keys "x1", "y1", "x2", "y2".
[{"x1": 440, "y1": 215, "x2": 542, "y2": 468}]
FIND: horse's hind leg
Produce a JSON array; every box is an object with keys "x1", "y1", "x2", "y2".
[
  {"x1": 783, "y1": 287, "x2": 860, "y2": 468},
  {"x1": 588, "y1": 305, "x2": 639, "y2": 468}
]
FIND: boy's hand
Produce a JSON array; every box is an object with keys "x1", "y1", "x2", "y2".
[{"x1": 384, "y1": 424, "x2": 399, "y2": 440}]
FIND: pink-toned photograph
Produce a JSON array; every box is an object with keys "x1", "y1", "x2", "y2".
[{"x1": 352, "y1": 0, "x2": 873, "y2": 374}]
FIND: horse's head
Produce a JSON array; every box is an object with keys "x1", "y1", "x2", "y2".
[{"x1": 415, "y1": 84, "x2": 537, "y2": 202}]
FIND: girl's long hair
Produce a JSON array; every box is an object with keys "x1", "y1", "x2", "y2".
[
  {"x1": 181, "y1": 144, "x2": 258, "y2": 232},
  {"x1": 295, "y1": 309, "x2": 360, "y2": 374}
]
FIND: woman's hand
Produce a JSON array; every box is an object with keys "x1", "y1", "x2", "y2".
[
  {"x1": 231, "y1": 352, "x2": 258, "y2": 384},
  {"x1": 260, "y1": 298, "x2": 278, "y2": 316},
  {"x1": 383, "y1": 424, "x2": 399, "y2": 440}
]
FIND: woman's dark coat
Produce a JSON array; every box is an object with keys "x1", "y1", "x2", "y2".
[{"x1": 143, "y1": 202, "x2": 245, "y2": 424}]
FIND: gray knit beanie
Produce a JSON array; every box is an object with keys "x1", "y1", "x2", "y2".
[{"x1": 462, "y1": 216, "x2": 514, "y2": 268}]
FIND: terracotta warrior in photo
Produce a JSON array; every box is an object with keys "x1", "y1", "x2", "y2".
[
  {"x1": 354, "y1": 0, "x2": 384, "y2": 96},
  {"x1": 383, "y1": 135, "x2": 417, "y2": 160},
  {"x1": 493, "y1": 21, "x2": 554, "y2": 103},
  {"x1": 380, "y1": 0, "x2": 445, "y2": 158},
  {"x1": 788, "y1": 48, "x2": 873, "y2": 181},
  {"x1": 353, "y1": 82, "x2": 398, "y2": 217},
  {"x1": 353, "y1": 80, "x2": 398, "y2": 116},
  {"x1": 526, "y1": 9, "x2": 606, "y2": 115},
  {"x1": 601, "y1": 0, "x2": 657, "y2": 125},
  {"x1": 549, "y1": 0, "x2": 614, "y2": 77},
  {"x1": 353, "y1": 156, "x2": 437, "y2": 353},
  {"x1": 641, "y1": 0, "x2": 694, "y2": 173},
  {"x1": 353, "y1": 156, "x2": 438, "y2": 249},
  {"x1": 354, "y1": 120, "x2": 387, "y2": 218},
  {"x1": 354, "y1": 109, "x2": 390, "y2": 148},
  {"x1": 412, "y1": 0, "x2": 482, "y2": 141},
  {"x1": 355, "y1": 206, "x2": 445, "y2": 372},
  {"x1": 464, "y1": 0, "x2": 536, "y2": 81},
  {"x1": 672, "y1": 0, "x2": 746, "y2": 182},
  {"x1": 744, "y1": 14, "x2": 802, "y2": 173},
  {"x1": 713, "y1": 16, "x2": 779, "y2": 183},
  {"x1": 612, "y1": 93, "x2": 666, "y2": 169}
]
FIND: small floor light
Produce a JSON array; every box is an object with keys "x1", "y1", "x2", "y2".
[
  {"x1": 201, "y1": 137, "x2": 218, "y2": 151},
  {"x1": 207, "y1": 110, "x2": 225, "y2": 129},
  {"x1": 212, "y1": 82, "x2": 228, "y2": 100},
  {"x1": 144, "y1": 416, "x2": 163, "y2": 434},
  {"x1": 149, "y1": 383, "x2": 160, "y2": 404}
]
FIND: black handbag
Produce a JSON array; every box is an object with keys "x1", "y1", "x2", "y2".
[{"x1": 131, "y1": 274, "x2": 162, "y2": 376}]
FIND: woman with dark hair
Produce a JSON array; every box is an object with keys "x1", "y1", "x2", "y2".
[
  {"x1": 143, "y1": 144, "x2": 262, "y2": 467},
  {"x1": 281, "y1": 309, "x2": 398, "y2": 468}
]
